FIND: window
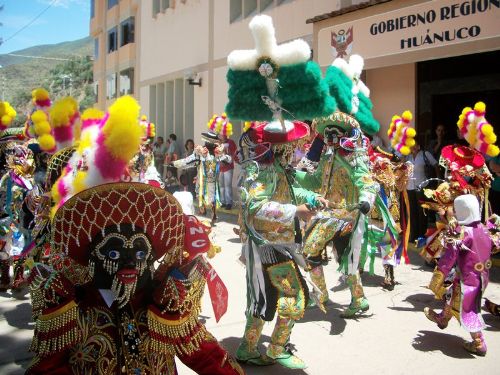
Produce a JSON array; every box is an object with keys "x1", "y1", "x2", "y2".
[
  {"x1": 91, "y1": 0, "x2": 95, "y2": 18},
  {"x1": 161, "y1": 0, "x2": 170, "y2": 11},
  {"x1": 107, "y1": 73, "x2": 117, "y2": 99},
  {"x1": 260, "y1": 0, "x2": 273, "y2": 11},
  {"x1": 230, "y1": 0, "x2": 242, "y2": 23},
  {"x1": 152, "y1": 0, "x2": 160, "y2": 16},
  {"x1": 149, "y1": 79, "x2": 194, "y2": 146},
  {"x1": 94, "y1": 38, "x2": 99, "y2": 59},
  {"x1": 244, "y1": 0, "x2": 257, "y2": 17},
  {"x1": 108, "y1": 27, "x2": 117, "y2": 53},
  {"x1": 120, "y1": 68, "x2": 134, "y2": 95},
  {"x1": 120, "y1": 17, "x2": 135, "y2": 46},
  {"x1": 108, "y1": 0, "x2": 118, "y2": 10}
]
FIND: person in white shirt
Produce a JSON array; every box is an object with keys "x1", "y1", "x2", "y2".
[{"x1": 406, "y1": 138, "x2": 438, "y2": 241}]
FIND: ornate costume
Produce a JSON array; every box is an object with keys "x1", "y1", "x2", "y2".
[
  {"x1": 369, "y1": 111, "x2": 416, "y2": 289},
  {"x1": 225, "y1": 15, "x2": 333, "y2": 369},
  {"x1": 26, "y1": 96, "x2": 243, "y2": 375},
  {"x1": 296, "y1": 112, "x2": 398, "y2": 316},
  {"x1": 425, "y1": 195, "x2": 497, "y2": 356},
  {"x1": 174, "y1": 128, "x2": 230, "y2": 225}
]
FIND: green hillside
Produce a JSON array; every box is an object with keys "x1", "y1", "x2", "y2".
[{"x1": 0, "y1": 36, "x2": 94, "y2": 125}]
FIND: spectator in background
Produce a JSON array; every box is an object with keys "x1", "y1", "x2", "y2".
[
  {"x1": 406, "y1": 138, "x2": 439, "y2": 241},
  {"x1": 181, "y1": 139, "x2": 197, "y2": 199},
  {"x1": 164, "y1": 168, "x2": 180, "y2": 194},
  {"x1": 165, "y1": 133, "x2": 181, "y2": 178},
  {"x1": 427, "y1": 124, "x2": 446, "y2": 159},
  {"x1": 218, "y1": 133, "x2": 237, "y2": 210},
  {"x1": 153, "y1": 136, "x2": 167, "y2": 177}
]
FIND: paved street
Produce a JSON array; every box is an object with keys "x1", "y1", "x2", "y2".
[{"x1": 1, "y1": 212, "x2": 499, "y2": 374}]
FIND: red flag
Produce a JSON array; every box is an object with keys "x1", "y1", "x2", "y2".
[
  {"x1": 183, "y1": 215, "x2": 210, "y2": 260},
  {"x1": 205, "y1": 262, "x2": 228, "y2": 322}
]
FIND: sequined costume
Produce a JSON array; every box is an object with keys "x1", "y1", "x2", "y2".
[
  {"x1": 174, "y1": 132, "x2": 230, "y2": 225},
  {"x1": 296, "y1": 112, "x2": 397, "y2": 317},
  {"x1": 225, "y1": 15, "x2": 334, "y2": 369},
  {"x1": 369, "y1": 146, "x2": 413, "y2": 290},
  {"x1": 236, "y1": 121, "x2": 320, "y2": 369},
  {"x1": 0, "y1": 142, "x2": 35, "y2": 291},
  {"x1": 26, "y1": 96, "x2": 243, "y2": 375},
  {"x1": 425, "y1": 195, "x2": 498, "y2": 356},
  {"x1": 418, "y1": 145, "x2": 492, "y2": 263}
]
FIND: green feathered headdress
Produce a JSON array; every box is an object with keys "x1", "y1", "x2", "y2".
[
  {"x1": 324, "y1": 55, "x2": 379, "y2": 135},
  {"x1": 225, "y1": 15, "x2": 335, "y2": 122}
]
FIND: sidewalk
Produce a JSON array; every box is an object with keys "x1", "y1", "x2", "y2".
[{"x1": 1, "y1": 212, "x2": 499, "y2": 374}]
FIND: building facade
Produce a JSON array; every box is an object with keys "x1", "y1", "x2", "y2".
[
  {"x1": 90, "y1": 0, "x2": 139, "y2": 111},
  {"x1": 309, "y1": 0, "x2": 500, "y2": 144},
  {"x1": 91, "y1": 0, "x2": 500, "y2": 158}
]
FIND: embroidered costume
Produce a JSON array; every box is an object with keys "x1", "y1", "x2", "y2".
[
  {"x1": 424, "y1": 195, "x2": 497, "y2": 356},
  {"x1": 26, "y1": 96, "x2": 243, "y2": 375},
  {"x1": 225, "y1": 15, "x2": 333, "y2": 369},
  {"x1": 174, "y1": 127, "x2": 230, "y2": 225}
]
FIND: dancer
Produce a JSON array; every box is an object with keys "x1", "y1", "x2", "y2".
[
  {"x1": 26, "y1": 96, "x2": 243, "y2": 374},
  {"x1": 370, "y1": 111, "x2": 416, "y2": 290},
  {"x1": 225, "y1": 15, "x2": 333, "y2": 369},
  {"x1": 296, "y1": 112, "x2": 397, "y2": 316},
  {"x1": 424, "y1": 195, "x2": 495, "y2": 356},
  {"x1": 174, "y1": 122, "x2": 231, "y2": 226}
]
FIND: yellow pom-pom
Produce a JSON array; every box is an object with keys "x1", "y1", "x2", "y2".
[
  {"x1": 400, "y1": 146, "x2": 410, "y2": 155},
  {"x1": 31, "y1": 110, "x2": 48, "y2": 124},
  {"x1": 1, "y1": 115, "x2": 11, "y2": 125},
  {"x1": 32, "y1": 88, "x2": 50, "y2": 102},
  {"x1": 487, "y1": 144, "x2": 500, "y2": 157},
  {"x1": 481, "y1": 124, "x2": 493, "y2": 136},
  {"x1": 406, "y1": 138, "x2": 415, "y2": 147},
  {"x1": 81, "y1": 108, "x2": 104, "y2": 121},
  {"x1": 72, "y1": 171, "x2": 88, "y2": 195},
  {"x1": 474, "y1": 101, "x2": 486, "y2": 113},
  {"x1": 406, "y1": 128, "x2": 416, "y2": 138},
  {"x1": 462, "y1": 107, "x2": 472, "y2": 115},
  {"x1": 391, "y1": 115, "x2": 400, "y2": 122},
  {"x1": 402, "y1": 110, "x2": 413, "y2": 122},
  {"x1": 485, "y1": 134, "x2": 497, "y2": 144},
  {"x1": 50, "y1": 97, "x2": 78, "y2": 128},
  {"x1": 103, "y1": 95, "x2": 142, "y2": 161},
  {"x1": 39, "y1": 134, "x2": 56, "y2": 151},
  {"x1": 34, "y1": 120, "x2": 51, "y2": 135}
]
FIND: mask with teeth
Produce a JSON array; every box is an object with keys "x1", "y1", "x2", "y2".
[{"x1": 89, "y1": 224, "x2": 155, "y2": 309}]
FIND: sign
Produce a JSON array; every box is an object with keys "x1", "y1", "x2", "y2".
[{"x1": 318, "y1": 0, "x2": 500, "y2": 66}]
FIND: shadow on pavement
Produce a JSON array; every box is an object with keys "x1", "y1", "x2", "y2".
[
  {"x1": 3, "y1": 302, "x2": 33, "y2": 330},
  {"x1": 388, "y1": 292, "x2": 440, "y2": 313},
  {"x1": 299, "y1": 302, "x2": 350, "y2": 335},
  {"x1": 483, "y1": 311, "x2": 500, "y2": 332},
  {"x1": 412, "y1": 330, "x2": 475, "y2": 359}
]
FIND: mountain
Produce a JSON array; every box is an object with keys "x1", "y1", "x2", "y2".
[
  {"x1": 0, "y1": 36, "x2": 93, "y2": 68},
  {"x1": 0, "y1": 36, "x2": 93, "y2": 124}
]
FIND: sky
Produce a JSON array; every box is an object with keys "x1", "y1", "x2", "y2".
[{"x1": 0, "y1": 0, "x2": 90, "y2": 54}]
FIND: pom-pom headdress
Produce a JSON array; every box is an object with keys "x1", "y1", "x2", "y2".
[
  {"x1": 51, "y1": 96, "x2": 143, "y2": 216},
  {"x1": 325, "y1": 54, "x2": 380, "y2": 135},
  {"x1": 387, "y1": 110, "x2": 416, "y2": 156},
  {"x1": 207, "y1": 113, "x2": 233, "y2": 137},
  {"x1": 0, "y1": 101, "x2": 17, "y2": 131},
  {"x1": 225, "y1": 14, "x2": 335, "y2": 122},
  {"x1": 139, "y1": 115, "x2": 156, "y2": 142},
  {"x1": 457, "y1": 101, "x2": 499, "y2": 157}
]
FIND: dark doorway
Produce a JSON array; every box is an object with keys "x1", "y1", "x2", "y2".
[{"x1": 417, "y1": 50, "x2": 500, "y2": 149}]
